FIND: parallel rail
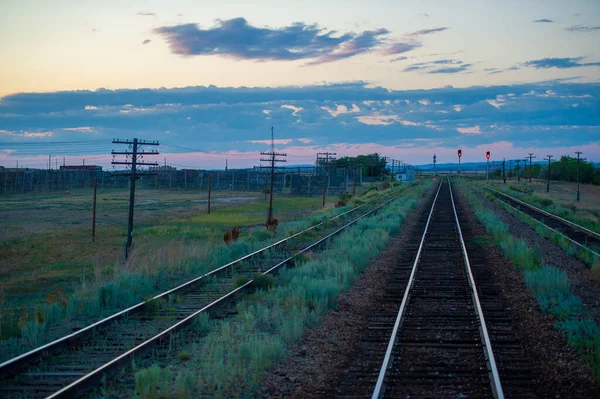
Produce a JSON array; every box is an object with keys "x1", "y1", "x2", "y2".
[
  {"x1": 371, "y1": 179, "x2": 504, "y2": 398},
  {"x1": 0, "y1": 185, "x2": 414, "y2": 398},
  {"x1": 480, "y1": 184, "x2": 600, "y2": 257}
]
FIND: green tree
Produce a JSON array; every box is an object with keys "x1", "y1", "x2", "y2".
[{"x1": 334, "y1": 153, "x2": 388, "y2": 177}]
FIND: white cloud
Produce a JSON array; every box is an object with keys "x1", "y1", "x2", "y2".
[
  {"x1": 281, "y1": 104, "x2": 303, "y2": 116},
  {"x1": 453, "y1": 105, "x2": 463, "y2": 112},
  {"x1": 457, "y1": 126, "x2": 481, "y2": 134},
  {"x1": 84, "y1": 105, "x2": 98, "y2": 110},
  {"x1": 356, "y1": 115, "x2": 399, "y2": 125},
  {"x1": 321, "y1": 103, "x2": 360, "y2": 117},
  {"x1": 63, "y1": 127, "x2": 94, "y2": 132}
]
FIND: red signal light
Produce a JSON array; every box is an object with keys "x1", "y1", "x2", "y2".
[
  {"x1": 458, "y1": 149, "x2": 462, "y2": 158},
  {"x1": 486, "y1": 151, "x2": 490, "y2": 159}
]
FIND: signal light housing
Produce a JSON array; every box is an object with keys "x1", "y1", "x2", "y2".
[
  {"x1": 486, "y1": 151, "x2": 490, "y2": 159},
  {"x1": 458, "y1": 149, "x2": 462, "y2": 158}
]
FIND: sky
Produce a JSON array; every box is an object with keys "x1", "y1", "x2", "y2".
[{"x1": 1, "y1": 0, "x2": 599, "y2": 169}]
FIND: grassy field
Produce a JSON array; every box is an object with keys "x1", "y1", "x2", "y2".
[
  {"x1": 0, "y1": 187, "x2": 337, "y2": 338},
  {"x1": 486, "y1": 179, "x2": 600, "y2": 233}
]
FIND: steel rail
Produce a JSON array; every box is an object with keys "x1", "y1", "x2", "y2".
[
  {"x1": 371, "y1": 179, "x2": 443, "y2": 398},
  {"x1": 371, "y1": 179, "x2": 505, "y2": 399},
  {"x1": 0, "y1": 188, "x2": 394, "y2": 374},
  {"x1": 46, "y1": 184, "x2": 410, "y2": 398},
  {"x1": 480, "y1": 184, "x2": 600, "y2": 241},
  {"x1": 449, "y1": 179, "x2": 505, "y2": 399},
  {"x1": 489, "y1": 192, "x2": 600, "y2": 259}
]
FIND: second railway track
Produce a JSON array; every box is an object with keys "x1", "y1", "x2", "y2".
[
  {"x1": 336, "y1": 179, "x2": 536, "y2": 398},
  {"x1": 481, "y1": 184, "x2": 600, "y2": 256}
]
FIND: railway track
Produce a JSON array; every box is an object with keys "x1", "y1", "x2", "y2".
[
  {"x1": 336, "y1": 179, "x2": 536, "y2": 398},
  {"x1": 0, "y1": 185, "x2": 415, "y2": 399},
  {"x1": 481, "y1": 185, "x2": 600, "y2": 257}
]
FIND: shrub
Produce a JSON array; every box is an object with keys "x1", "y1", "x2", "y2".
[
  {"x1": 135, "y1": 364, "x2": 172, "y2": 399},
  {"x1": 252, "y1": 273, "x2": 276, "y2": 291}
]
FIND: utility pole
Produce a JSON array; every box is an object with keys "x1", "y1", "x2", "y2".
[
  {"x1": 48, "y1": 154, "x2": 51, "y2": 170},
  {"x1": 352, "y1": 159, "x2": 357, "y2": 196},
  {"x1": 317, "y1": 152, "x2": 336, "y2": 207},
  {"x1": 508, "y1": 160, "x2": 513, "y2": 180},
  {"x1": 545, "y1": 155, "x2": 553, "y2": 192},
  {"x1": 260, "y1": 127, "x2": 287, "y2": 225},
  {"x1": 575, "y1": 151, "x2": 584, "y2": 201},
  {"x1": 516, "y1": 160, "x2": 521, "y2": 182},
  {"x1": 502, "y1": 158, "x2": 506, "y2": 184},
  {"x1": 207, "y1": 174, "x2": 212, "y2": 214},
  {"x1": 92, "y1": 178, "x2": 97, "y2": 242},
  {"x1": 527, "y1": 153, "x2": 536, "y2": 183},
  {"x1": 111, "y1": 138, "x2": 159, "y2": 259},
  {"x1": 390, "y1": 159, "x2": 395, "y2": 182}
]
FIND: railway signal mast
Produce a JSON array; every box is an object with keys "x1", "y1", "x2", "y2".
[
  {"x1": 433, "y1": 154, "x2": 437, "y2": 179},
  {"x1": 486, "y1": 151, "x2": 490, "y2": 183},
  {"x1": 111, "y1": 138, "x2": 160, "y2": 259},
  {"x1": 457, "y1": 149, "x2": 462, "y2": 180}
]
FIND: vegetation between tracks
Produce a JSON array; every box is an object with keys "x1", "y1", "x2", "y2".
[
  {"x1": 459, "y1": 181, "x2": 600, "y2": 379},
  {"x1": 124, "y1": 181, "x2": 431, "y2": 398}
]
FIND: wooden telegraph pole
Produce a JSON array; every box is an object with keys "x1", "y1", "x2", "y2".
[
  {"x1": 260, "y1": 127, "x2": 287, "y2": 225},
  {"x1": 111, "y1": 138, "x2": 159, "y2": 259},
  {"x1": 527, "y1": 153, "x2": 536, "y2": 183},
  {"x1": 92, "y1": 178, "x2": 97, "y2": 242},
  {"x1": 317, "y1": 152, "x2": 336, "y2": 207},
  {"x1": 575, "y1": 151, "x2": 584, "y2": 201},
  {"x1": 546, "y1": 155, "x2": 553, "y2": 192}
]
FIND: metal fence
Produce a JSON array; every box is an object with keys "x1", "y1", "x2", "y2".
[{"x1": 0, "y1": 167, "x2": 364, "y2": 196}]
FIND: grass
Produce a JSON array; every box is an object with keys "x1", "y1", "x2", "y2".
[
  {"x1": 127, "y1": 180, "x2": 430, "y2": 398},
  {"x1": 460, "y1": 180, "x2": 600, "y2": 379},
  {"x1": 0, "y1": 190, "x2": 333, "y2": 340}
]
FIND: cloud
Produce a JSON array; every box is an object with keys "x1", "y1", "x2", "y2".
[
  {"x1": 404, "y1": 59, "x2": 471, "y2": 74},
  {"x1": 305, "y1": 29, "x2": 389, "y2": 65},
  {"x1": 390, "y1": 56, "x2": 409, "y2": 63},
  {"x1": 142, "y1": 39, "x2": 151, "y2": 45},
  {"x1": 382, "y1": 42, "x2": 422, "y2": 56},
  {"x1": 565, "y1": 25, "x2": 600, "y2": 32},
  {"x1": 2, "y1": 82, "x2": 599, "y2": 163},
  {"x1": 137, "y1": 12, "x2": 156, "y2": 17},
  {"x1": 522, "y1": 57, "x2": 600, "y2": 69},
  {"x1": 533, "y1": 19, "x2": 553, "y2": 23},
  {"x1": 457, "y1": 126, "x2": 481, "y2": 134},
  {"x1": 154, "y1": 18, "x2": 388, "y2": 64},
  {"x1": 406, "y1": 27, "x2": 449, "y2": 37}
]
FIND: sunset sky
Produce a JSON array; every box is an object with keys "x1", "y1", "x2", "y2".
[{"x1": 1, "y1": 0, "x2": 599, "y2": 169}]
